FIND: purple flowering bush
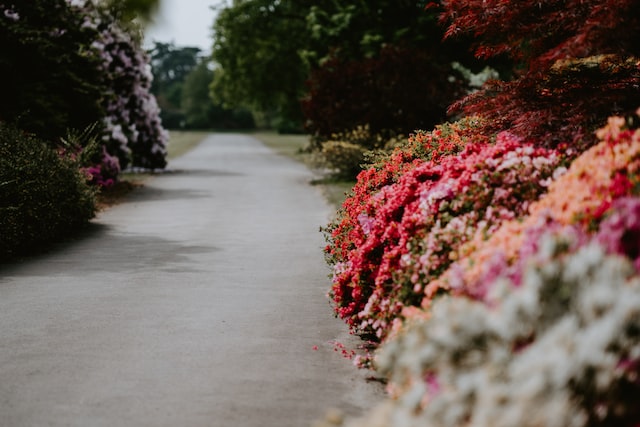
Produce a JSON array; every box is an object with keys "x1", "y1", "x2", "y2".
[
  {"x1": 0, "y1": 0, "x2": 168, "y2": 255},
  {"x1": 79, "y1": 1, "x2": 168, "y2": 171},
  {"x1": 0, "y1": 0, "x2": 168, "y2": 187}
]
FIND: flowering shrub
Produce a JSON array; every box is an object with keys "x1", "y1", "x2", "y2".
[
  {"x1": 80, "y1": 1, "x2": 168, "y2": 170},
  {"x1": 0, "y1": 124, "x2": 96, "y2": 258},
  {"x1": 325, "y1": 119, "x2": 481, "y2": 328},
  {"x1": 329, "y1": 205, "x2": 640, "y2": 427},
  {"x1": 441, "y1": 114, "x2": 640, "y2": 300},
  {"x1": 597, "y1": 197, "x2": 640, "y2": 270},
  {"x1": 327, "y1": 117, "x2": 485, "y2": 261},
  {"x1": 326, "y1": 113, "x2": 640, "y2": 427},
  {"x1": 346, "y1": 233, "x2": 640, "y2": 427},
  {"x1": 82, "y1": 146, "x2": 121, "y2": 188},
  {"x1": 0, "y1": 0, "x2": 167, "y2": 183},
  {"x1": 325, "y1": 118, "x2": 566, "y2": 341},
  {"x1": 58, "y1": 124, "x2": 121, "y2": 189}
]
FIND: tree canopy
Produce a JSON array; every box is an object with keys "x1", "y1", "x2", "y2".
[
  {"x1": 148, "y1": 42, "x2": 202, "y2": 127},
  {"x1": 210, "y1": 0, "x2": 479, "y2": 133},
  {"x1": 210, "y1": 0, "x2": 312, "y2": 129}
]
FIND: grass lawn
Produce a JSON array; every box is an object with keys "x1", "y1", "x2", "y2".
[{"x1": 166, "y1": 130, "x2": 211, "y2": 159}]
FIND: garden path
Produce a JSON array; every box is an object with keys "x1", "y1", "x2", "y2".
[{"x1": 0, "y1": 134, "x2": 383, "y2": 427}]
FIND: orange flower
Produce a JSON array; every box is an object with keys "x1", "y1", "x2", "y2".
[{"x1": 428, "y1": 122, "x2": 640, "y2": 300}]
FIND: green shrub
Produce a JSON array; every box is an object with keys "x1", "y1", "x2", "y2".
[
  {"x1": 0, "y1": 124, "x2": 97, "y2": 259},
  {"x1": 320, "y1": 141, "x2": 367, "y2": 179},
  {"x1": 318, "y1": 125, "x2": 405, "y2": 179}
]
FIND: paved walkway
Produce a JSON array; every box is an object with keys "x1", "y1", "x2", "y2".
[{"x1": 0, "y1": 134, "x2": 383, "y2": 427}]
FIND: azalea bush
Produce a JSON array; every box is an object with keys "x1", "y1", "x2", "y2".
[
  {"x1": 58, "y1": 124, "x2": 121, "y2": 189},
  {"x1": 81, "y1": 146, "x2": 121, "y2": 188},
  {"x1": 346, "y1": 229, "x2": 640, "y2": 427},
  {"x1": 440, "y1": 113, "x2": 640, "y2": 300},
  {"x1": 324, "y1": 118, "x2": 482, "y2": 333},
  {"x1": 327, "y1": 114, "x2": 640, "y2": 427},
  {"x1": 320, "y1": 0, "x2": 640, "y2": 422},
  {"x1": 324, "y1": 117, "x2": 568, "y2": 342}
]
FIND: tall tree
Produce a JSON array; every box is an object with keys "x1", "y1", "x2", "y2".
[
  {"x1": 301, "y1": 1, "x2": 480, "y2": 139},
  {"x1": 304, "y1": 0, "x2": 474, "y2": 64},
  {"x1": 181, "y1": 59, "x2": 217, "y2": 129},
  {"x1": 210, "y1": 0, "x2": 315, "y2": 130},
  {"x1": 148, "y1": 42, "x2": 202, "y2": 128},
  {"x1": 181, "y1": 59, "x2": 255, "y2": 130},
  {"x1": 210, "y1": 1, "x2": 484, "y2": 135},
  {"x1": 149, "y1": 42, "x2": 202, "y2": 95},
  {"x1": 106, "y1": 0, "x2": 160, "y2": 21}
]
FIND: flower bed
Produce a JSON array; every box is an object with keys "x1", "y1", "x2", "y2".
[
  {"x1": 328, "y1": 113, "x2": 640, "y2": 426},
  {"x1": 325, "y1": 118, "x2": 568, "y2": 342}
]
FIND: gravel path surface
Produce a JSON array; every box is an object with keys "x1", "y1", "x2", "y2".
[{"x1": 0, "y1": 134, "x2": 383, "y2": 427}]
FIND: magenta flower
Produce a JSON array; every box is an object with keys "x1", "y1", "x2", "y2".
[{"x1": 597, "y1": 197, "x2": 640, "y2": 270}]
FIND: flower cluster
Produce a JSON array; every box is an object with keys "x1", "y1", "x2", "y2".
[
  {"x1": 78, "y1": 1, "x2": 168, "y2": 170},
  {"x1": 441, "y1": 114, "x2": 640, "y2": 300},
  {"x1": 349, "y1": 235, "x2": 640, "y2": 427},
  {"x1": 325, "y1": 118, "x2": 565, "y2": 341},
  {"x1": 332, "y1": 114, "x2": 640, "y2": 427},
  {"x1": 3, "y1": 6, "x2": 18, "y2": 21},
  {"x1": 597, "y1": 197, "x2": 640, "y2": 270},
  {"x1": 325, "y1": 119, "x2": 483, "y2": 331},
  {"x1": 82, "y1": 146, "x2": 121, "y2": 188}
]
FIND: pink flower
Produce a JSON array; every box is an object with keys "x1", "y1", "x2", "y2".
[
  {"x1": 597, "y1": 197, "x2": 640, "y2": 268},
  {"x1": 357, "y1": 213, "x2": 375, "y2": 235},
  {"x1": 4, "y1": 9, "x2": 19, "y2": 21}
]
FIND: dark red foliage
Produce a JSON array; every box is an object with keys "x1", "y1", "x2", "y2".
[
  {"x1": 452, "y1": 56, "x2": 640, "y2": 150},
  {"x1": 437, "y1": 0, "x2": 640, "y2": 149},
  {"x1": 438, "y1": 0, "x2": 640, "y2": 70},
  {"x1": 301, "y1": 45, "x2": 467, "y2": 139}
]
